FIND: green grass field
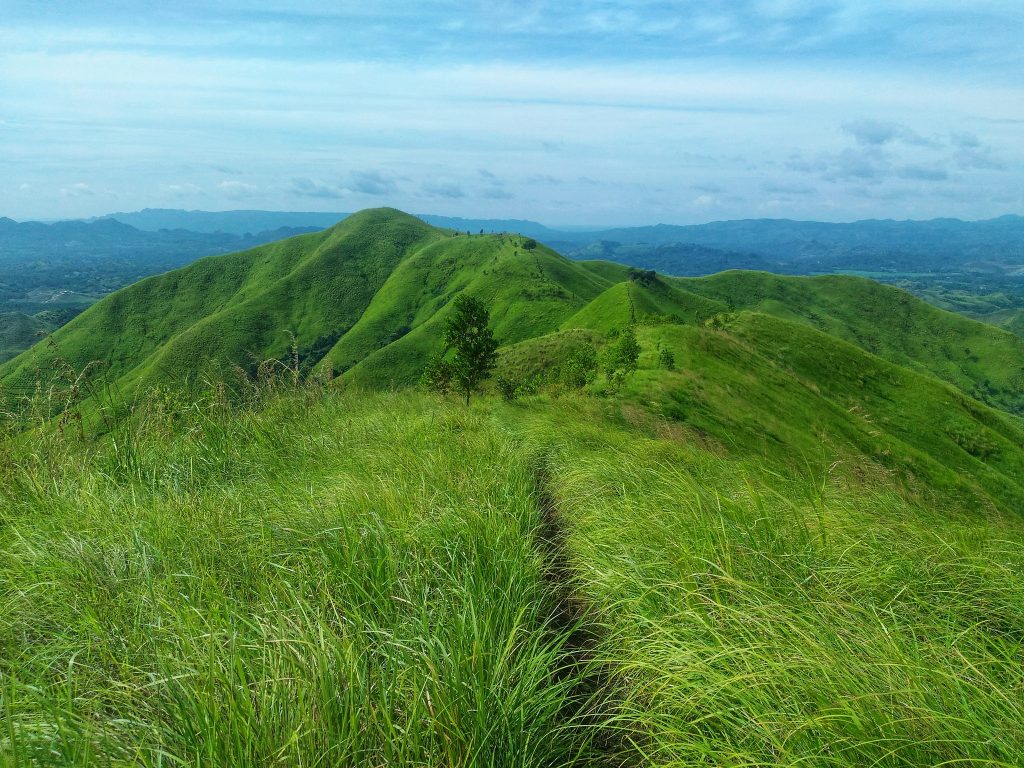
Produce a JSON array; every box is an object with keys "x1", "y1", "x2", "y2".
[
  {"x1": 2, "y1": 385, "x2": 1022, "y2": 766},
  {"x1": 2, "y1": 208, "x2": 1023, "y2": 765}
]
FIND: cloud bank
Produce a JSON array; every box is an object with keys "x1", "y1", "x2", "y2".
[{"x1": 0, "y1": 1, "x2": 1021, "y2": 223}]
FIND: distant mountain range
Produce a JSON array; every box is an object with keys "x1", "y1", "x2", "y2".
[
  {"x1": 68, "y1": 208, "x2": 1024, "y2": 273},
  {"x1": 83, "y1": 209, "x2": 348, "y2": 235},
  {"x1": 82, "y1": 208, "x2": 563, "y2": 239},
  {"x1": 14, "y1": 207, "x2": 1015, "y2": 268}
]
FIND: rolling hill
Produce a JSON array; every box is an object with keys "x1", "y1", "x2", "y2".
[
  {"x1": 676, "y1": 270, "x2": 1024, "y2": 414},
  {"x1": 5, "y1": 208, "x2": 1023, "y2": 412},
  {"x1": 0, "y1": 209, "x2": 619, "y2": 400},
  {"x1": 3, "y1": 208, "x2": 1024, "y2": 766},
  {"x1": 2, "y1": 207, "x2": 1023, "y2": 513}
]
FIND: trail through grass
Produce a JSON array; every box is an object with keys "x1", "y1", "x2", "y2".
[
  {"x1": 520, "y1": 399, "x2": 1024, "y2": 766},
  {"x1": 0, "y1": 391, "x2": 601, "y2": 766},
  {"x1": 2, "y1": 387, "x2": 1023, "y2": 766}
]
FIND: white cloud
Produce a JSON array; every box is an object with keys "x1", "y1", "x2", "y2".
[
  {"x1": 164, "y1": 182, "x2": 204, "y2": 198},
  {"x1": 60, "y1": 182, "x2": 96, "y2": 197},
  {"x1": 218, "y1": 181, "x2": 260, "y2": 199},
  {"x1": 0, "y1": 11, "x2": 1021, "y2": 223}
]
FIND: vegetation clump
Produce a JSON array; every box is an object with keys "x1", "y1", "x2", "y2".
[
  {"x1": 628, "y1": 267, "x2": 659, "y2": 287},
  {"x1": 557, "y1": 343, "x2": 599, "y2": 389},
  {"x1": 601, "y1": 326, "x2": 640, "y2": 388},
  {"x1": 658, "y1": 345, "x2": 675, "y2": 370}
]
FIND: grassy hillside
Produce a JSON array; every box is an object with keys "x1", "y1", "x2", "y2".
[
  {"x1": 324, "y1": 232, "x2": 613, "y2": 386},
  {"x1": 2, "y1": 386, "x2": 1022, "y2": 766},
  {"x1": 526, "y1": 399, "x2": 1024, "y2": 766},
  {"x1": 3, "y1": 207, "x2": 1024, "y2": 764},
  {"x1": 1, "y1": 208, "x2": 1022, "y2": 514},
  {"x1": 0, "y1": 210, "x2": 443, "y2": 399},
  {"x1": 0, "y1": 312, "x2": 49, "y2": 363},
  {"x1": 4, "y1": 209, "x2": 1022, "y2": 426},
  {"x1": 0, "y1": 391, "x2": 589, "y2": 765},
  {"x1": 0, "y1": 210, "x2": 628, "y2": 405},
  {"x1": 677, "y1": 271, "x2": 1024, "y2": 415}
]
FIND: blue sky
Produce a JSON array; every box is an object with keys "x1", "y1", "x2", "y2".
[{"x1": 1, "y1": 1, "x2": 1021, "y2": 224}]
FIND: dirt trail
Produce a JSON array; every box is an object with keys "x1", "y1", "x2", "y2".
[{"x1": 532, "y1": 464, "x2": 630, "y2": 766}]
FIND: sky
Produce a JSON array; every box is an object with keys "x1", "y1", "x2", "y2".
[{"x1": 1, "y1": 1, "x2": 1022, "y2": 225}]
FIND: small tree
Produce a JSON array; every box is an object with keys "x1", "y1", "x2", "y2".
[
  {"x1": 558, "y1": 344, "x2": 599, "y2": 389},
  {"x1": 658, "y1": 347, "x2": 675, "y2": 371},
  {"x1": 440, "y1": 294, "x2": 498, "y2": 405},
  {"x1": 522, "y1": 238, "x2": 537, "y2": 251}
]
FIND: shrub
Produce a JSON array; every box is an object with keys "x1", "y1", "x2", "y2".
[
  {"x1": 603, "y1": 327, "x2": 640, "y2": 377},
  {"x1": 659, "y1": 347, "x2": 676, "y2": 371},
  {"x1": 558, "y1": 344, "x2": 599, "y2": 389},
  {"x1": 496, "y1": 374, "x2": 520, "y2": 401},
  {"x1": 496, "y1": 372, "x2": 542, "y2": 401}
]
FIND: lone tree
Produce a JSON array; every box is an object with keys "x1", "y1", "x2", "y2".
[{"x1": 434, "y1": 294, "x2": 499, "y2": 405}]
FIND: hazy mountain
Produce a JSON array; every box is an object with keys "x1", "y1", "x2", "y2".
[
  {"x1": 416, "y1": 214, "x2": 560, "y2": 239},
  {"x1": 94, "y1": 208, "x2": 561, "y2": 239},
  {"x1": 554, "y1": 214, "x2": 1024, "y2": 256},
  {"x1": 92, "y1": 208, "x2": 349, "y2": 235}
]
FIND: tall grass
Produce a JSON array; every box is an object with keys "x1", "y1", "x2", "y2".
[
  {"x1": 3, "y1": 384, "x2": 1023, "y2": 766},
  {"x1": 528, "y1": 404, "x2": 1024, "y2": 766},
  {"x1": 0, "y1": 388, "x2": 595, "y2": 766}
]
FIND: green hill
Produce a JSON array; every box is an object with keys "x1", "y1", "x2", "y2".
[
  {"x1": 3, "y1": 208, "x2": 1024, "y2": 765},
  {"x1": 0, "y1": 311, "x2": 50, "y2": 363},
  {"x1": 7, "y1": 210, "x2": 1021, "y2": 418},
  {"x1": 0, "y1": 209, "x2": 624, "y2": 401},
  {"x1": 0, "y1": 210, "x2": 442, "y2": 396},
  {"x1": 2, "y1": 208, "x2": 1023, "y2": 512},
  {"x1": 676, "y1": 270, "x2": 1024, "y2": 415}
]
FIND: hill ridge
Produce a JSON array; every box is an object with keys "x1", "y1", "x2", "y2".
[{"x1": 2, "y1": 207, "x2": 1023, "y2": 516}]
